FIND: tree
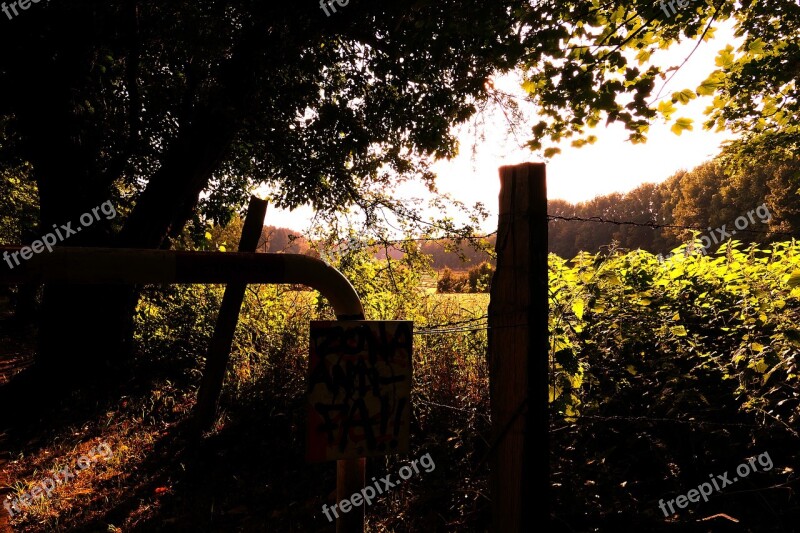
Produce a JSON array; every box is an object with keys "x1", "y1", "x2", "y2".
[
  {"x1": 520, "y1": 0, "x2": 800, "y2": 155},
  {"x1": 0, "y1": 1, "x2": 536, "y2": 389},
  {"x1": 468, "y1": 261, "x2": 494, "y2": 292}
]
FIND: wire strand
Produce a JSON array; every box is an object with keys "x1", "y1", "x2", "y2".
[{"x1": 547, "y1": 214, "x2": 795, "y2": 237}]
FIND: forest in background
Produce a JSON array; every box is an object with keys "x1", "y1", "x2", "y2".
[{"x1": 549, "y1": 135, "x2": 800, "y2": 259}]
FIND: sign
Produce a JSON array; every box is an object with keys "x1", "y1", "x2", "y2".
[{"x1": 306, "y1": 321, "x2": 413, "y2": 462}]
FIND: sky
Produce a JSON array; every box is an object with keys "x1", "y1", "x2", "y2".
[{"x1": 262, "y1": 22, "x2": 740, "y2": 234}]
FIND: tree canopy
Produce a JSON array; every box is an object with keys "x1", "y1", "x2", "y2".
[
  {"x1": 1, "y1": 1, "x2": 798, "y2": 243},
  {"x1": 0, "y1": 1, "x2": 534, "y2": 249},
  {"x1": 520, "y1": 0, "x2": 800, "y2": 155}
]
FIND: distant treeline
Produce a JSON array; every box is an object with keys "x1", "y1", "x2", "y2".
[
  {"x1": 549, "y1": 135, "x2": 800, "y2": 259},
  {"x1": 248, "y1": 225, "x2": 498, "y2": 270},
  {"x1": 224, "y1": 135, "x2": 800, "y2": 264}
]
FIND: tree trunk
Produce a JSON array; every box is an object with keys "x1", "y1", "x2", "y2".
[
  {"x1": 10, "y1": 15, "x2": 266, "y2": 394},
  {"x1": 37, "y1": 284, "x2": 138, "y2": 388}
]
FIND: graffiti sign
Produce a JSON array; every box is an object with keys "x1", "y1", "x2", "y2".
[{"x1": 306, "y1": 321, "x2": 413, "y2": 462}]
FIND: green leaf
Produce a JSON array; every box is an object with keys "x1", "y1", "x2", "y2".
[
  {"x1": 670, "y1": 325, "x2": 687, "y2": 336},
  {"x1": 521, "y1": 79, "x2": 537, "y2": 93},
  {"x1": 672, "y1": 89, "x2": 697, "y2": 105},
  {"x1": 658, "y1": 100, "x2": 677, "y2": 120},
  {"x1": 670, "y1": 117, "x2": 694, "y2": 135},
  {"x1": 572, "y1": 299, "x2": 585, "y2": 320},
  {"x1": 696, "y1": 71, "x2": 725, "y2": 96},
  {"x1": 555, "y1": 348, "x2": 579, "y2": 374},
  {"x1": 748, "y1": 38, "x2": 765, "y2": 56},
  {"x1": 715, "y1": 45, "x2": 735, "y2": 68}
]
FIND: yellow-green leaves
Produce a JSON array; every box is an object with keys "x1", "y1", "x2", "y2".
[
  {"x1": 570, "y1": 136, "x2": 598, "y2": 148},
  {"x1": 747, "y1": 38, "x2": 766, "y2": 56},
  {"x1": 671, "y1": 117, "x2": 694, "y2": 135},
  {"x1": 697, "y1": 71, "x2": 726, "y2": 96},
  {"x1": 658, "y1": 100, "x2": 677, "y2": 120},
  {"x1": 521, "y1": 79, "x2": 537, "y2": 94},
  {"x1": 636, "y1": 48, "x2": 652, "y2": 65},
  {"x1": 670, "y1": 325, "x2": 688, "y2": 337},
  {"x1": 572, "y1": 299, "x2": 585, "y2": 320},
  {"x1": 715, "y1": 45, "x2": 735, "y2": 68},
  {"x1": 672, "y1": 89, "x2": 697, "y2": 105}
]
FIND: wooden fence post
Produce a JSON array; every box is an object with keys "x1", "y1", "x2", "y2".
[
  {"x1": 193, "y1": 195, "x2": 269, "y2": 432},
  {"x1": 488, "y1": 163, "x2": 549, "y2": 532},
  {"x1": 337, "y1": 458, "x2": 366, "y2": 533}
]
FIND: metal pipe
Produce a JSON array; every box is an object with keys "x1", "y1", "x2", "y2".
[
  {"x1": 1, "y1": 245, "x2": 368, "y2": 532},
  {"x1": 0, "y1": 246, "x2": 364, "y2": 319}
]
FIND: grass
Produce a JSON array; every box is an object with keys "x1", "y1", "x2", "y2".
[{"x1": 1, "y1": 288, "x2": 493, "y2": 532}]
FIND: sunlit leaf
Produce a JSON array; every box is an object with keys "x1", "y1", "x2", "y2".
[
  {"x1": 670, "y1": 117, "x2": 694, "y2": 135},
  {"x1": 670, "y1": 325, "x2": 687, "y2": 336}
]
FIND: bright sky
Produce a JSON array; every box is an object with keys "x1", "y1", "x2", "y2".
[{"x1": 263, "y1": 22, "x2": 740, "y2": 234}]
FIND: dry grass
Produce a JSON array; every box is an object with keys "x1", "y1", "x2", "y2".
[{"x1": 2, "y1": 290, "x2": 492, "y2": 531}]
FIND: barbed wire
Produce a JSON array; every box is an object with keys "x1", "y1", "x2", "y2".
[
  {"x1": 414, "y1": 319, "x2": 541, "y2": 335},
  {"x1": 330, "y1": 231, "x2": 498, "y2": 250},
  {"x1": 547, "y1": 214, "x2": 796, "y2": 237},
  {"x1": 311, "y1": 215, "x2": 794, "y2": 258},
  {"x1": 416, "y1": 315, "x2": 489, "y2": 329},
  {"x1": 413, "y1": 312, "x2": 528, "y2": 334},
  {"x1": 414, "y1": 325, "x2": 488, "y2": 335},
  {"x1": 314, "y1": 213, "x2": 798, "y2": 336},
  {"x1": 570, "y1": 414, "x2": 764, "y2": 429},
  {"x1": 415, "y1": 398, "x2": 486, "y2": 415}
]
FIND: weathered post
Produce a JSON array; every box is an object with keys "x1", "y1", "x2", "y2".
[
  {"x1": 194, "y1": 195, "x2": 269, "y2": 432},
  {"x1": 488, "y1": 163, "x2": 549, "y2": 532}
]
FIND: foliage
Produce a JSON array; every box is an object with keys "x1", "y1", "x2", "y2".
[
  {"x1": 520, "y1": 0, "x2": 800, "y2": 153},
  {"x1": 551, "y1": 240, "x2": 800, "y2": 420},
  {"x1": 0, "y1": 164, "x2": 38, "y2": 245},
  {"x1": 549, "y1": 241, "x2": 799, "y2": 529},
  {"x1": 437, "y1": 262, "x2": 495, "y2": 293},
  {"x1": 0, "y1": 0, "x2": 536, "y2": 249},
  {"x1": 11, "y1": 234, "x2": 798, "y2": 530},
  {"x1": 437, "y1": 267, "x2": 469, "y2": 293}
]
